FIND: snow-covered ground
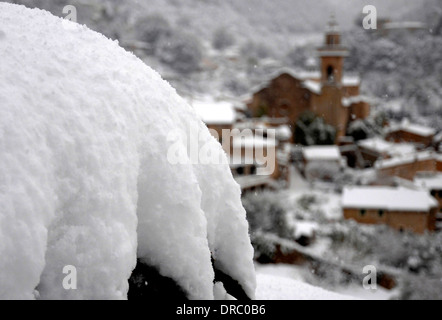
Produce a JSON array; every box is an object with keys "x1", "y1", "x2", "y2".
[
  {"x1": 255, "y1": 263, "x2": 398, "y2": 300},
  {"x1": 285, "y1": 166, "x2": 343, "y2": 221},
  {"x1": 252, "y1": 167, "x2": 402, "y2": 300},
  {"x1": 256, "y1": 273, "x2": 352, "y2": 300}
]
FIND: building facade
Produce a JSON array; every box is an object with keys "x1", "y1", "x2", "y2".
[
  {"x1": 342, "y1": 186, "x2": 438, "y2": 234},
  {"x1": 247, "y1": 16, "x2": 370, "y2": 141}
]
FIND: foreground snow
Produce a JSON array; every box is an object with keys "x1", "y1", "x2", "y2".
[{"x1": 0, "y1": 3, "x2": 255, "y2": 299}]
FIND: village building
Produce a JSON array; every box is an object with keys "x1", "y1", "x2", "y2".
[
  {"x1": 228, "y1": 129, "x2": 291, "y2": 193},
  {"x1": 191, "y1": 99, "x2": 236, "y2": 142},
  {"x1": 336, "y1": 136, "x2": 368, "y2": 169},
  {"x1": 246, "y1": 15, "x2": 370, "y2": 141},
  {"x1": 414, "y1": 173, "x2": 442, "y2": 211},
  {"x1": 357, "y1": 137, "x2": 416, "y2": 167},
  {"x1": 385, "y1": 120, "x2": 436, "y2": 149},
  {"x1": 375, "y1": 151, "x2": 440, "y2": 181},
  {"x1": 302, "y1": 145, "x2": 343, "y2": 164},
  {"x1": 342, "y1": 186, "x2": 438, "y2": 234},
  {"x1": 302, "y1": 145, "x2": 345, "y2": 181},
  {"x1": 191, "y1": 99, "x2": 291, "y2": 194},
  {"x1": 414, "y1": 172, "x2": 442, "y2": 231},
  {"x1": 230, "y1": 133, "x2": 277, "y2": 174}
]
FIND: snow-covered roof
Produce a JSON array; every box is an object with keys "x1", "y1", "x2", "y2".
[
  {"x1": 342, "y1": 75, "x2": 361, "y2": 86},
  {"x1": 388, "y1": 119, "x2": 436, "y2": 137},
  {"x1": 342, "y1": 95, "x2": 372, "y2": 107},
  {"x1": 266, "y1": 67, "x2": 321, "y2": 82},
  {"x1": 294, "y1": 221, "x2": 318, "y2": 239},
  {"x1": 191, "y1": 100, "x2": 236, "y2": 125},
  {"x1": 256, "y1": 273, "x2": 353, "y2": 300},
  {"x1": 303, "y1": 145, "x2": 342, "y2": 161},
  {"x1": 358, "y1": 138, "x2": 415, "y2": 157},
  {"x1": 414, "y1": 173, "x2": 442, "y2": 191},
  {"x1": 375, "y1": 151, "x2": 435, "y2": 169},
  {"x1": 342, "y1": 186, "x2": 438, "y2": 211},
  {"x1": 274, "y1": 125, "x2": 292, "y2": 141},
  {"x1": 358, "y1": 138, "x2": 391, "y2": 153},
  {"x1": 295, "y1": 70, "x2": 321, "y2": 80},
  {"x1": 249, "y1": 67, "x2": 322, "y2": 95},
  {"x1": 302, "y1": 80, "x2": 321, "y2": 94},
  {"x1": 250, "y1": 65, "x2": 360, "y2": 98},
  {"x1": 301, "y1": 75, "x2": 360, "y2": 95}
]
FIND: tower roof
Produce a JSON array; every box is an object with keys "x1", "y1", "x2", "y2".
[
  {"x1": 318, "y1": 12, "x2": 348, "y2": 56},
  {"x1": 326, "y1": 13, "x2": 340, "y2": 33}
]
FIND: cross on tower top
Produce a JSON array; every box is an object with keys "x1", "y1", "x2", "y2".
[{"x1": 326, "y1": 13, "x2": 340, "y2": 33}]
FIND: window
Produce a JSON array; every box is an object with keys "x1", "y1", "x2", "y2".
[
  {"x1": 250, "y1": 165, "x2": 257, "y2": 175},
  {"x1": 326, "y1": 66, "x2": 334, "y2": 82},
  {"x1": 360, "y1": 209, "x2": 366, "y2": 216},
  {"x1": 378, "y1": 210, "x2": 384, "y2": 217}
]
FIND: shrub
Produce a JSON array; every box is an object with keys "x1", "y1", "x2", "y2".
[
  {"x1": 157, "y1": 32, "x2": 203, "y2": 74},
  {"x1": 135, "y1": 14, "x2": 173, "y2": 55}
]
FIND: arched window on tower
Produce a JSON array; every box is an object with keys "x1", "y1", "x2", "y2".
[{"x1": 326, "y1": 65, "x2": 335, "y2": 83}]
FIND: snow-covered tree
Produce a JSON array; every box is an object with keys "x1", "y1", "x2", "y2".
[
  {"x1": 157, "y1": 31, "x2": 203, "y2": 74},
  {"x1": 294, "y1": 111, "x2": 336, "y2": 146},
  {"x1": 135, "y1": 14, "x2": 172, "y2": 51}
]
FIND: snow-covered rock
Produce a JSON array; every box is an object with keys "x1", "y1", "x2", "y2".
[{"x1": 0, "y1": 3, "x2": 255, "y2": 300}]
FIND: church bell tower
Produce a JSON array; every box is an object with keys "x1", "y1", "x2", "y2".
[
  {"x1": 314, "y1": 14, "x2": 350, "y2": 140},
  {"x1": 318, "y1": 14, "x2": 348, "y2": 86}
]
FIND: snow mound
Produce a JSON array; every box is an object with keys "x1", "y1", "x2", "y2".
[
  {"x1": 0, "y1": 3, "x2": 255, "y2": 300},
  {"x1": 256, "y1": 274, "x2": 353, "y2": 300}
]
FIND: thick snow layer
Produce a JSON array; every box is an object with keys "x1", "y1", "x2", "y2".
[
  {"x1": 302, "y1": 80, "x2": 322, "y2": 95},
  {"x1": 358, "y1": 138, "x2": 415, "y2": 157},
  {"x1": 302, "y1": 145, "x2": 342, "y2": 161},
  {"x1": 293, "y1": 221, "x2": 318, "y2": 239},
  {"x1": 388, "y1": 119, "x2": 436, "y2": 137},
  {"x1": 342, "y1": 75, "x2": 361, "y2": 87},
  {"x1": 342, "y1": 186, "x2": 438, "y2": 212},
  {"x1": 0, "y1": 3, "x2": 255, "y2": 300},
  {"x1": 414, "y1": 173, "x2": 442, "y2": 190},
  {"x1": 374, "y1": 151, "x2": 435, "y2": 169}
]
